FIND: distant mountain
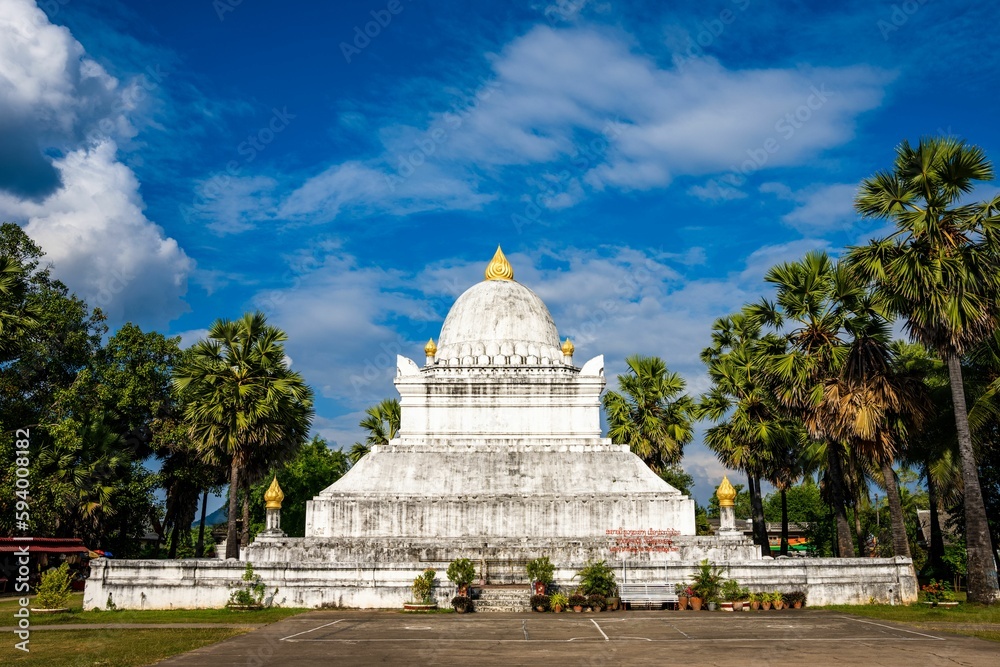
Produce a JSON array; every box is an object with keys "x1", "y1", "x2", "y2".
[{"x1": 192, "y1": 505, "x2": 227, "y2": 529}]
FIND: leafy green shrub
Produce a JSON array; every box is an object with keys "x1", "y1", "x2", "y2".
[
  {"x1": 720, "y1": 578, "x2": 742, "y2": 602},
  {"x1": 446, "y1": 558, "x2": 476, "y2": 589},
  {"x1": 526, "y1": 556, "x2": 555, "y2": 585},
  {"x1": 530, "y1": 594, "x2": 551, "y2": 611},
  {"x1": 689, "y1": 559, "x2": 724, "y2": 600},
  {"x1": 574, "y1": 560, "x2": 617, "y2": 597},
  {"x1": 227, "y1": 563, "x2": 268, "y2": 608},
  {"x1": 35, "y1": 563, "x2": 73, "y2": 609},
  {"x1": 412, "y1": 568, "x2": 436, "y2": 604},
  {"x1": 785, "y1": 591, "x2": 806, "y2": 606},
  {"x1": 921, "y1": 580, "x2": 953, "y2": 604},
  {"x1": 587, "y1": 594, "x2": 607, "y2": 611},
  {"x1": 451, "y1": 595, "x2": 472, "y2": 612},
  {"x1": 549, "y1": 592, "x2": 569, "y2": 609}
]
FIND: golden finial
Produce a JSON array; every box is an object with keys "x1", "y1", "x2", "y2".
[
  {"x1": 484, "y1": 245, "x2": 514, "y2": 281},
  {"x1": 264, "y1": 476, "x2": 284, "y2": 510},
  {"x1": 561, "y1": 338, "x2": 574, "y2": 356},
  {"x1": 424, "y1": 338, "x2": 437, "y2": 356},
  {"x1": 716, "y1": 476, "x2": 736, "y2": 508}
]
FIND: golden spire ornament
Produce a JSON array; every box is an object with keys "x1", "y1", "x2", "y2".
[
  {"x1": 561, "y1": 338, "x2": 575, "y2": 356},
  {"x1": 424, "y1": 338, "x2": 437, "y2": 356},
  {"x1": 484, "y1": 245, "x2": 514, "y2": 281},
  {"x1": 716, "y1": 476, "x2": 736, "y2": 508},
  {"x1": 264, "y1": 476, "x2": 284, "y2": 510}
]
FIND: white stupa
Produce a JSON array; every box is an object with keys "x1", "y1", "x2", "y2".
[{"x1": 306, "y1": 247, "x2": 695, "y2": 545}]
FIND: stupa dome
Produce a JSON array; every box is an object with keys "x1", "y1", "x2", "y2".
[{"x1": 433, "y1": 247, "x2": 564, "y2": 367}]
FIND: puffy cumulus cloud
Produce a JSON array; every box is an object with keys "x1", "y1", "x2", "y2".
[
  {"x1": 0, "y1": 2, "x2": 192, "y2": 325},
  {"x1": 261, "y1": 25, "x2": 888, "y2": 228},
  {"x1": 0, "y1": 141, "x2": 192, "y2": 325},
  {"x1": 0, "y1": 0, "x2": 135, "y2": 198}
]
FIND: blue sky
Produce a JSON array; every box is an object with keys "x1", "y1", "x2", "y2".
[{"x1": 2, "y1": 0, "x2": 999, "y2": 504}]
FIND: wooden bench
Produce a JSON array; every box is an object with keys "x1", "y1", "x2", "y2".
[{"x1": 618, "y1": 584, "x2": 679, "y2": 610}]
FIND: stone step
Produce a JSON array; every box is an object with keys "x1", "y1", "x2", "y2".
[{"x1": 473, "y1": 588, "x2": 532, "y2": 613}]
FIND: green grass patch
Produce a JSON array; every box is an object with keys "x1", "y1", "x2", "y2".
[
  {"x1": 0, "y1": 627, "x2": 246, "y2": 666},
  {"x1": 1, "y1": 594, "x2": 306, "y2": 625},
  {"x1": 822, "y1": 602, "x2": 1000, "y2": 643}
]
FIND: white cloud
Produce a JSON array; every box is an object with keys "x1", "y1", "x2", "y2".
[
  {"x1": 228, "y1": 25, "x2": 889, "y2": 231},
  {"x1": 688, "y1": 178, "x2": 749, "y2": 202},
  {"x1": 0, "y1": 141, "x2": 192, "y2": 324},
  {"x1": 760, "y1": 181, "x2": 859, "y2": 231},
  {"x1": 0, "y1": 2, "x2": 192, "y2": 326}
]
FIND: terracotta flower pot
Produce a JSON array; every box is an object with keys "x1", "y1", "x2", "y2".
[
  {"x1": 793, "y1": 601, "x2": 802, "y2": 609},
  {"x1": 534, "y1": 581, "x2": 547, "y2": 595},
  {"x1": 553, "y1": 604, "x2": 563, "y2": 613},
  {"x1": 678, "y1": 595, "x2": 688, "y2": 610},
  {"x1": 761, "y1": 601, "x2": 772, "y2": 611},
  {"x1": 732, "y1": 601, "x2": 743, "y2": 612},
  {"x1": 690, "y1": 596, "x2": 703, "y2": 611},
  {"x1": 750, "y1": 601, "x2": 760, "y2": 611},
  {"x1": 573, "y1": 605, "x2": 583, "y2": 613},
  {"x1": 773, "y1": 601, "x2": 784, "y2": 610}
]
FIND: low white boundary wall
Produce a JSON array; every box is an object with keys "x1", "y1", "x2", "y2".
[{"x1": 84, "y1": 556, "x2": 916, "y2": 610}]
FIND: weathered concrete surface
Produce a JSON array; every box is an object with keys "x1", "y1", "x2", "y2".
[
  {"x1": 84, "y1": 556, "x2": 917, "y2": 610},
  {"x1": 155, "y1": 609, "x2": 1000, "y2": 667}
]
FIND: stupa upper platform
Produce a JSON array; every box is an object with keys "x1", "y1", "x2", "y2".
[{"x1": 306, "y1": 247, "x2": 695, "y2": 541}]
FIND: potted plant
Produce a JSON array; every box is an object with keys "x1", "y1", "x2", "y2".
[
  {"x1": 526, "y1": 556, "x2": 555, "y2": 595},
  {"x1": 720, "y1": 579, "x2": 742, "y2": 612},
  {"x1": 736, "y1": 586, "x2": 751, "y2": 612},
  {"x1": 760, "y1": 592, "x2": 772, "y2": 611},
  {"x1": 451, "y1": 595, "x2": 472, "y2": 613},
  {"x1": 32, "y1": 563, "x2": 73, "y2": 613},
  {"x1": 568, "y1": 593, "x2": 587, "y2": 612},
  {"x1": 689, "y1": 559, "x2": 723, "y2": 612},
  {"x1": 447, "y1": 558, "x2": 476, "y2": 597},
  {"x1": 574, "y1": 560, "x2": 617, "y2": 600},
  {"x1": 749, "y1": 591, "x2": 760, "y2": 611},
  {"x1": 587, "y1": 594, "x2": 607, "y2": 612},
  {"x1": 771, "y1": 591, "x2": 784, "y2": 610},
  {"x1": 785, "y1": 591, "x2": 806, "y2": 609},
  {"x1": 404, "y1": 569, "x2": 438, "y2": 611},
  {"x1": 550, "y1": 592, "x2": 569, "y2": 613},
  {"x1": 706, "y1": 595, "x2": 718, "y2": 612},
  {"x1": 531, "y1": 594, "x2": 551, "y2": 612},
  {"x1": 675, "y1": 583, "x2": 689, "y2": 610}
]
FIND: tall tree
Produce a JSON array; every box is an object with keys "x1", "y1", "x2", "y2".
[
  {"x1": 603, "y1": 355, "x2": 694, "y2": 473},
  {"x1": 698, "y1": 312, "x2": 798, "y2": 556},
  {"x1": 848, "y1": 137, "x2": 1000, "y2": 603},
  {"x1": 174, "y1": 312, "x2": 314, "y2": 559}
]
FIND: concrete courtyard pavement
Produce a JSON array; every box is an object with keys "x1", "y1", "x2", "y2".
[{"x1": 158, "y1": 609, "x2": 1000, "y2": 666}]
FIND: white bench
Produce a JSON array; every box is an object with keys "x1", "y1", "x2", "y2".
[{"x1": 618, "y1": 584, "x2": 679, "y2": 610}]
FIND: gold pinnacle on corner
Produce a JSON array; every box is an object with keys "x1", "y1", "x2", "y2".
[
  {"x1": 264, "y1": 476, "x2": 284, "y2": 509},
  {"x1": 561, "y1": 338, "x2": 575, "y2": 356},
  {"x1": 716, "y1": 475, "x2": 736, "y2": 508},
  {"x1": 484, "y1": 245, "x2": 514, "y2": 281},
  {"x1": 424, "y1": 338, "x2": 437, "y2": 356}
]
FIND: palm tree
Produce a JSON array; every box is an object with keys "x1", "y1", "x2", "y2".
[
  {"x1": 0, "y1": 254, "x2": 38, "y2": 355},
  {"x1": 751, "y1": 251, "x2": 863, "y2": 557},
  {"x1": 848, "y1": 137, "x2": 1000, "y2": 603},
  {"x1": 603, "y1": 355, "x2": 694, "y2": 473},
  {"x1": 173, "y1": 312, "x2": 314, "y2": 559},
  {"x1": 698, "y1": 312, "x2": 798, "y2": 557},
  {"x1": 360, "y1": 398, "x2": 400, "y2": 447}
]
